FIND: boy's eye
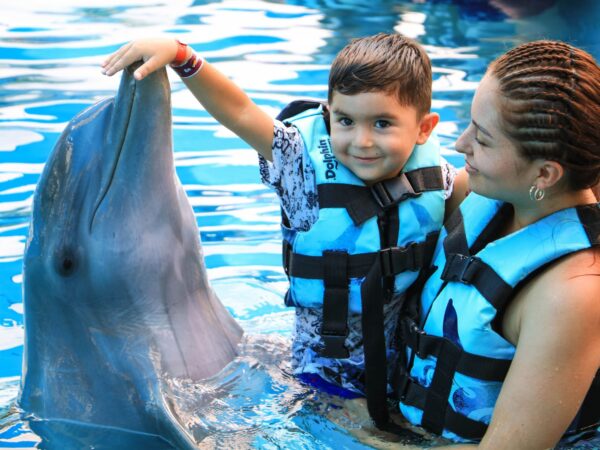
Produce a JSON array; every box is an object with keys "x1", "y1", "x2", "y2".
[
  {"x1": 339, "y1": 117, "x2": 353, "y2": 126},
  {"x1": 374, "y1": 119, "x2": 391, "y2": 129},
  {"x1": 475, "y1": 135, "x2": 487, "y2": 147}
]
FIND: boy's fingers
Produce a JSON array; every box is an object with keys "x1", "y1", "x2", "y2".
[
  {"x1": 104, "y1": 45, "x2": 141, "y2": 76},
  {"x1": 101, "y1": 42, "x2": 136, "y2": 75},
  {"x1": 133, "y1": 55, "x2": 161, "y2": 80},
  {"x1": 102, "y1": 42, "x2": 131, "y2": 67}
]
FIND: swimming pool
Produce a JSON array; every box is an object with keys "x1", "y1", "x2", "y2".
[{"x1": 1, "y1": 1, "x2": 599, "y2": 448}]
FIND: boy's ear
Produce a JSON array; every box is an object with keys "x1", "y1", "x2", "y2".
[{"x1": 416, "y1": 112, "x2": 440, "y2": 145}]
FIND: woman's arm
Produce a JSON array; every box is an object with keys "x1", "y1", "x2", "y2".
[
  {"x1": 102, "y1": 38, "x2": 274, "y2": 160},
  {"x1": 436, "y1": 250, "x2": 600, "y2": 450}
]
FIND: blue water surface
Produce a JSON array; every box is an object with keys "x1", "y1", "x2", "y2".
[{"x1": 1, "y1": 1, "x2": 599, "y2": 448}]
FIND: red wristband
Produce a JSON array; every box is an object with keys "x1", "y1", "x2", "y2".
[
  {"x1": 171, "y1": 53, "x2": 204, "y2": 78},
  {"x1": 171, "y1": 40, "x2": 188, "y2": 67}
]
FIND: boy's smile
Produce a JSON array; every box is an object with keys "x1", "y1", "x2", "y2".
[{"x1": 329, "y1": 91, "x2": 437, "y2": 185}]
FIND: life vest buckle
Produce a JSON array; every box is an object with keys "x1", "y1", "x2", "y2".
[
  {"x1": 380, "y1": 243, "x2": 421, "y2": 277},
  {"x1": 320, "y1": 331, "x2": 349, "y2": 359},
  {"x1": 371, "y1": 173, "x2": 418, "y2": 210},
  {"x1": 441, "y1": 254, "x2": 481, "y2": 284},
  {"x1": 380, "y1": 247, "x2": 395, "y2": 277}
]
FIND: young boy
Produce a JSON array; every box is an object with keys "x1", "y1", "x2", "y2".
[{"x1": 102, "y1": 33, "x2": 465, "y2": 428}]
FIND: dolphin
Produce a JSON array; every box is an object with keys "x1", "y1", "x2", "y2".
[{"x1": 18, "y1": 62, "x2": 243, "y2": 449}]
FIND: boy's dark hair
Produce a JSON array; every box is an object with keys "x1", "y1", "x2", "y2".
[{"x1": 328, "y1": 33, "x2": 432, "y2": 117}]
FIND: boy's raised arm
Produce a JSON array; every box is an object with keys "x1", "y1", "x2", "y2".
[{"x1": 102, "y1": 38, "x2": 274, "y2": 161}]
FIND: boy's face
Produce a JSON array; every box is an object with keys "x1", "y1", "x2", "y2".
[{"x1": 329, "y1": 90, "x2": 433, "y2": 185}]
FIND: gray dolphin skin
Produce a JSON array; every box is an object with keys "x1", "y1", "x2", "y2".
[{"x1": 19, "y1": 63, "x2": 243, "y2": 449}]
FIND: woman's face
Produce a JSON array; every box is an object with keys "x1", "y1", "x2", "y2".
[{"x1": 455, "y1": 74, "x2": 538, "y2": 203}]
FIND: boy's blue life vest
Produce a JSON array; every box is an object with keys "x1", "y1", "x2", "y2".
[
  {"x1": 395, "y1": 192, "x2": 600, "y2": 442},
  {"x1": 275, "y1": 99, "x2": 446, "y2": 431}
]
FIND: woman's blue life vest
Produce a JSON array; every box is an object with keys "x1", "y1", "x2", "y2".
[
  {"x1": 395, "y1": 192, "x2": 600, "y2": 442},
  {"x1": 276, "y1": 100, "x2": 446, "y2": 359}
]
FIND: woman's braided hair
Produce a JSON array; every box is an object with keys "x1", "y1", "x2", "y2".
[{"x1": 490, "y1": 40, "x2": 600, "y2": 190}]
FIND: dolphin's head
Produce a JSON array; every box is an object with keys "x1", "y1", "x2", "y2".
[
  {"x1": 22, "y1": 63, "x2": 241, "y2": 399},
  {"x1": 25, "y1": 63, "x2": 177, "y2": 288},
  {"x1": 20, "y1": 63, "x2": 241, "y2": 444}
]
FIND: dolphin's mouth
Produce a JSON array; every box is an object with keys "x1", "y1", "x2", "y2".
[{"x1": 89, "y1": 64, "x2": 139, "y2": 232}]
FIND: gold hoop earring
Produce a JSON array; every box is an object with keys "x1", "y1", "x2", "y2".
[{"x1": 529, "y1": 185, "x2": 545, "y2": 201}]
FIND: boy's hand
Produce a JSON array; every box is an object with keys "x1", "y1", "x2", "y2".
[{"x1": 101, "y1": 38, "x2": 181, "y2": 81}]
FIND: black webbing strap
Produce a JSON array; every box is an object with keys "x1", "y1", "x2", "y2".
[
  {"x1": 360, "y1": 220, "x2": 439, "y2": 432},
  {"x1": 283, "y1": 233, "x2": 439, "y2": 280},
  {"x1": 571, "y1": 369, "x2": 600, "y2": 432},
  {"x1": 444, "y1": 202, "x2": 514, "y2": 257},
  {"x1": 441, "y1": 206, "x2": 513, "y2": 311},
  {"x1": 440, "y1": 253, "x2": 513, "y2": 311},
  {"x1": 380, "y1": 232, "x2": 439, "y2": 278},
  {"x1": 420, "y1": 337, "x2": 462, "y2": 435},
  {"x1": 360, "y1": 255, "x2": 390, "y2": 428},
  {"x1": 576, "y1": 203, "x2": 600, "y2": 246},
  {"x1": 320, "y1": 250, "x2": 350, "y2": 358},
  {"x1": 276, "y1": 99, "x2": 325, "y2": 121},
  {"x1": 276, "y1": 99, "x2": 331, "y2": 136},
  {"x1": 405, "y1": 166, "x2": 444, "y2": 192},
  {"x1": 443, "y1": 207, "x2": 469, "y2": 256},
  {"x1": 381, "y1": 205, "x2": 400, "y2": 302},
  {"x1": 398, "y1": 375, "x2": 488, "y2": 440},
  {"x1": 398, "y1": 319, "x2": 511, "y2": 381},
  {"x1": 283, "y1": 239, "x2": 374, "y2": 279},
  {"x1": 318, "y1": 167, "x2": 444, "y2": 226}
]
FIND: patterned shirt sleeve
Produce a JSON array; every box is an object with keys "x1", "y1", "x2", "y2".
[
  {"x1": 441, "y1": 157, "x2": 457, "y2": 200},
  {"x1": 258, "y1": 120, "x2": 318, "y2": 231}
]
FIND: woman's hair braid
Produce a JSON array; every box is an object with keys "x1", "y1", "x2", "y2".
[{"x1": 490, "y1": 40, "x2": 600, "y2": 190}]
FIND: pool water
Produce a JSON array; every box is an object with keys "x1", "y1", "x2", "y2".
[{"x1": 1, "y1": 1, "x2": 599, "y2": 448}]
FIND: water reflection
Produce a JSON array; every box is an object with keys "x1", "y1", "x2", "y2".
[{"x1": 1, "y1": 1, "x2": 599, "y2": 448}]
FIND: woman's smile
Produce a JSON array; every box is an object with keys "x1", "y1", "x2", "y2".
[{"x1": 464, "y1": 160, "x2": 478, "y2": 173}]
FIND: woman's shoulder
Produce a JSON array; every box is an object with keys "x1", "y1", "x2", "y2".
[
  {"x1": 541, "y1": 247, "x2": 600, "y2": 287},
  {"x1": 521, "y1": 247, "x2": 600, "y2": 318},
  {"x1": 504, "y1": 248, "x2": 600, "y2": 343}
]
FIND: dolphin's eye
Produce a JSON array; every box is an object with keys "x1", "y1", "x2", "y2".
[
  {"x1": 55, "y1": 250, "x2": 78, "y2": 277},
  {"x1": 62, "y1": 258, "x2": 74, "y2": 272}
]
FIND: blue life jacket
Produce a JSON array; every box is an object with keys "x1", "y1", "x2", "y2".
[
  {"x1": 277, "y1": 100, "x2": 445, "y2": 358},
  {"x1": 275, "y1": 100, "x2": 447, "y2": 431},
  {"x1": 395, "y1": 192, "x2": 600, "y2": 442}
]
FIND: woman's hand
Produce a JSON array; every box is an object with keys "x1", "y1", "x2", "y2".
[{"x1": 101, "y1": 38, "x2": 183, "y2": 81}]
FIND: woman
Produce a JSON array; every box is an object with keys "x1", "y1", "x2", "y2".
[{"x1": 394, "y1": 40, "x2": 600, "y2": 449}]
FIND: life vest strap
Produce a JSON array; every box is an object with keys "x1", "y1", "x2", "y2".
[
  {"x1": 420, "y1": 336, "x2": 462, "y2": 435},
  {"x1": 398, "y1": 319, "x2": 511, "y2": 381},
  {"x1": 276, "y1": 99, "x2": 326, "y2": 121},
  {"x1": 320, "y1": 250, "x2": 350, "y2": 358},
  {"x1": 398, "y1": 375, "x2": 488, "y2": 440},
  {"x1": 441, "y1": 253, "x2": 513, "y2": 311},
  {"x1": 360, "y1": 252, "x2": 391, "y2": 429},
  {"x1": 283, "y1": 233, "x2": 438, "y2": 281},
  {"x1": 570, "y1": 370, "x2": 600, "y2": 434},
  {"x1": 371, "y1": 172, "x2": 418, "y2": 209},
  {"x1": 576, "y1": 204, "x2": 600, "y2": 245},
  {"x1": 318, "y1": 167, "x2": 444, "y2": 225}
]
